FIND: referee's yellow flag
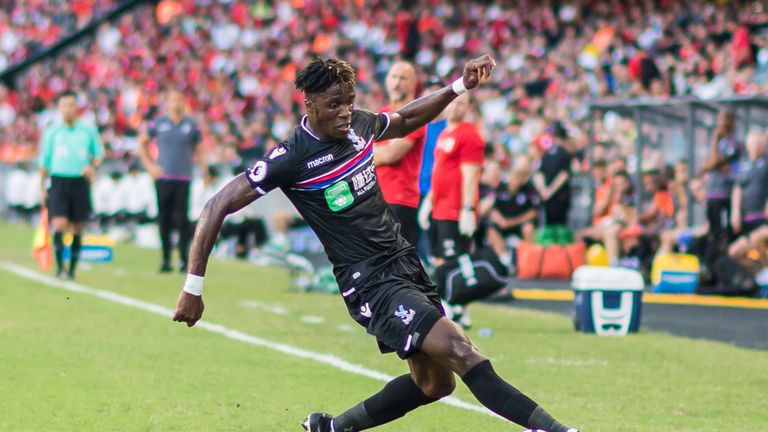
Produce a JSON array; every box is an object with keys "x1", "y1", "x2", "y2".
[{"x1": 32, "y1": 208, "x2": 52, "y2": 272}]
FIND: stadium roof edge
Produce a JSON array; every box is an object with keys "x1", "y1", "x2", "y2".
[{"x1": 588, "y1": 95, "x2": 768, "y2": 111}]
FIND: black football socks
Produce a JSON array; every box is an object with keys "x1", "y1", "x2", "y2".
[
  {"x1": 331, "y1": 374, "x2": 438, "y2": 431},
  {"x1": 69, "y1": 234, "x2": 82, "y2": 278},
  {"x1": 461, "y1": 360, "x2": 571, "y2": 432},
  {"x1": 53, "y1": 231, "x2": 64, "y2": 275}
]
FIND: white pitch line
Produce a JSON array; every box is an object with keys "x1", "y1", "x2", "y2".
[
  {"x1": 300, "y1": 315, "x2": 325, "y2": 324},
  {"x1": 238, "y1": 299, "x2": 289, "y2": 315},
  {"x1": 0, "y1": 262, "x2": 499, "y2": 420}
]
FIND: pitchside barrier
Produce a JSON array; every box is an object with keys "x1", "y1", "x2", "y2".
[{"x1": 61, "y1": 234, "x2": 115, "y2": 263}]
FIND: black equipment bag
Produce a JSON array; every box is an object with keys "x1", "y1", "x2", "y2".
[
  {"x1": 697, "y1": 255, "x2": 759, "y2": 297},
  {"x1": 433, "y1": 249, "x2": 510, "y2": 305}
]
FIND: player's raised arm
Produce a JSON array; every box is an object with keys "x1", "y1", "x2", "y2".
[
  {"x1": 172, "y1": 174, "x2": 259, "y2": 327},
  {"x1": 379, "y1": 54, "x2": 495, "y2": 141}
]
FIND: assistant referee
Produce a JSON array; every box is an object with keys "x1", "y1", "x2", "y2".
[{"x1": 38, "y1": 90, "x2": 104, "y2": 280}]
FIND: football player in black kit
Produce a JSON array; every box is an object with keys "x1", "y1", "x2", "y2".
[{"x1": 172, "y1": 56, "x2": 578, "y2": 432}]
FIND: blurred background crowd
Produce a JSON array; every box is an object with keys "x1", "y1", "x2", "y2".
[
  {"x1": 1, "y1": 0, "x2": 768, "y2": 291},
  {"x1": 2, "y1": 0, "x2": 767, "y2": 164}
]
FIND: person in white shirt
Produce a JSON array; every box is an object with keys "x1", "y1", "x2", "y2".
[
  {"x1": 5, "y1": 164, "x2": 28, "y2": 222},
  {"x1": 92, "y1": 171, "x2": 120, "y2": 232}
]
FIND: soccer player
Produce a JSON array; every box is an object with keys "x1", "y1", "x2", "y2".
[
  {"x1": 38, "y1": 90, "x2": 104, "y2": 279},
  {"x1": 373, "y1": 61, "x2": 426, "y2": 246},
  {"x1": 418, "y1": 93, "x2": 484, "y2": 266},
  {"x1": 172, "y1": 56, "x2": 578, "y2": 432},
  {"x1": 137, "y1": 89, "x2": 207, "y2": 273}
]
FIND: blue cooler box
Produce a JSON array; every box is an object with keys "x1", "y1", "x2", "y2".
[{"x1": 572, "y1": 266, "x2": 644, "y2": 335}]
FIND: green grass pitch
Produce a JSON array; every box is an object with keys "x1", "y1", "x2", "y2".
[{"x1": 0, "y1": 221, "x2": 766, "y2": 431}]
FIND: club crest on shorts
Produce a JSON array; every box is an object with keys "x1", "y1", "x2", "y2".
[{"x1": 394, "y1": 305, "x2": 415, "y2": 325}]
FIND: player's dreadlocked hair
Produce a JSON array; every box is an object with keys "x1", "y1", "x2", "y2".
[{"x1": 294, "y1": 58, "x2": 357, "y2": 96}]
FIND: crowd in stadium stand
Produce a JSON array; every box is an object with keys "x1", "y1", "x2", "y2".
[
  {"x1": 2, "y1": 0, "x2": 768, "y2": 290},
  {"x1": 0, "y1": 0, "x2": 120, "y2": 69},
  {"x1": 2, "y1": 0, "x2": 768, "y2": 164}
]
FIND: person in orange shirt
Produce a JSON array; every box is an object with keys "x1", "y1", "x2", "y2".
[
  {"x1": 638, "y1": 169, "x2": 675, "y2": 234},
  {"x1": 578, "y1": 158, "x2": 625, "y2": 240},
  {"x1": 601, "y1": 171, "x2": 639, "y2": 265},
  {"x1": 590, "y1": 160, "x2": 611, "y2": 226}
]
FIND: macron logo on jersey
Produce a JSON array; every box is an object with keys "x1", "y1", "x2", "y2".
[{"x1": 307, "y1": 154, "x2": 334, "y2": 169}]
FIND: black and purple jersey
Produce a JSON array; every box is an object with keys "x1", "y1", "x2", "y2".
[{"x1": 245, "y1": 109, "x2": 411, "y2": 286}]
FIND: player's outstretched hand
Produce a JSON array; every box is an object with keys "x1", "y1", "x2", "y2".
[
  {"x1": 462, "y1": 54, "x2": 496, "y2": 90},
  {"x1": 173, "y1": 291, "x2": 204, "y2": 327}
]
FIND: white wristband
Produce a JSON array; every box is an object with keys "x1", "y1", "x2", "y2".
[
  {"x1": 451, "y1": 78, "x2": 467, "y2": 95},
  {"x1": 183, "y1": 273, "x2": 204, "y2": 296}
]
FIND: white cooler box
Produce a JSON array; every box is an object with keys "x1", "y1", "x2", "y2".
[{"x1": 572, "y1": 266, "x2": 644, "y2": 335}]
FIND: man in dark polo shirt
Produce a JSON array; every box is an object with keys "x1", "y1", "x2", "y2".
[
  {"x1": 138, "y1": 89, "x2": 208, "y2": 272},
  {"x1": 533, "y1": 121, "x2": 573, "y2": 226}
]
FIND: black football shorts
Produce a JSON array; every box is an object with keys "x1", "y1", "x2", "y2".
[
  {"x1": 49, "y1": 176, "x2": 92, "y2": 222},
  {"x1": 339, "y1": 251, "x2": 445, "y2": 359}
]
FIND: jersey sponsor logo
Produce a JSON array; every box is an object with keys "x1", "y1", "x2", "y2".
[
  {"x1": 348, "y1": 128, "x2": 367, "y2": 152},
  {"x1": 516, "y1": 193, "x2": 527, "y2": 205},
  {"x1": 360, "y1": 302, "x2": 372, "y2": 318},
  {"x1": 394, "y1": 305, "x2": 415, "y2": 325},
  {"x1": 269, "y1": 146, "x2": 287, "y2": 159},
  {"x1": 307, "y1": 154, "x2": 334, "y2": 168},
  {"x1": 351, "y1": 164, "x2": 377, "y2": 196},
  {"x1": 324, "y1": 180, "x2": 355, "y2": 212},
  {"x1": 248, "y1": 160, "x2": 267, "y2": 183}
]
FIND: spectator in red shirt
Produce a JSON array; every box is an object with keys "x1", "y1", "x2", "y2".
[
  {"x1": 374, "y1": 61, "x2": 426, "y2": 245},
  {"x1": 418, "y1": 93, "x2": 484, "y2": 265}
]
